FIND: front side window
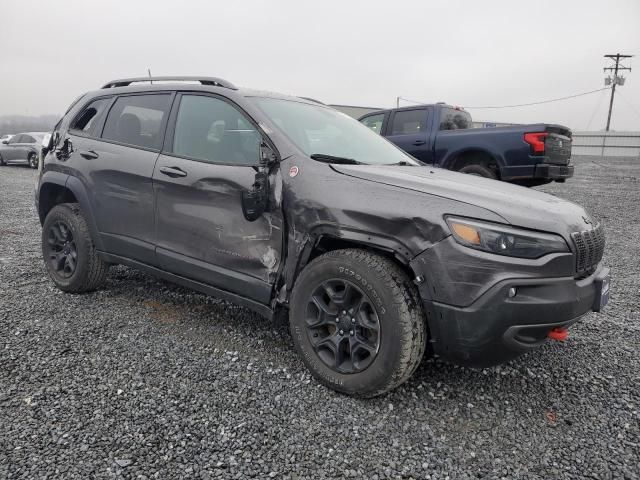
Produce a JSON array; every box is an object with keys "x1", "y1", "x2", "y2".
[
  {"x1": 360, "y1": 113, "x2": 384, "y2": 135},
  {"x1": 439, "y1": 107, "x2": 472, "y2": 130},
  {"x1": 390, "y1": 109, "x2": 427, "y2": 135},
  {"x1": 71, "y1": 98, "x2": 111, "y2": 137},
  {"x1": 172, "y1": 95, "x2": 261, "y2": 165},
  {"x1": 252, "y1": 98, "x2": 420, "y2": 166},
  {"x1": 9, "y1": 135, "x2": 23, "y2": 144},
  {"x1": 102, "y1": 94, "x2": 171, "y2": 150}
]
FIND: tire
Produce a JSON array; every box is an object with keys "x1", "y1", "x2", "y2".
[
  {"x1": 42, "y1": 203, "x2": 109, "y2": 293},
  {"x1": 289, "y1": 249, "x2": 427, "y2": 397},
  {"x1": 28, "y1": 152, "x2": 38, "y2": 169},
  {"x1": 458, "y1": 163, "x2": 497, "y2": 179},
  {"x1": 0, "y1": 154, "x2": 5, "y2": 166}
]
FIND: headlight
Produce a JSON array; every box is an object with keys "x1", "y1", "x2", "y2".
[{"x1": 445, "y1": 217, "x2": 569, "y2": 259}]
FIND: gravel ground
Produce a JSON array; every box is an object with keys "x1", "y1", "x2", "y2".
[{"x1": 1, "y1": 157, "x2": 638, "y2": 480}]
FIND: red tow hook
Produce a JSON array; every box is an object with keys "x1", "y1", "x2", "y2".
[{"x1": 548, "y1": 327, "x2": 569, "y2": 341}]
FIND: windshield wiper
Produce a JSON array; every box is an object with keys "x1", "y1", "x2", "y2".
[{"x1": 310, "y1": 153, "x2": 364, "y2": 165}]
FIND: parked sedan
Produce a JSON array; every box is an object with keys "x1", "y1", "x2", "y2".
[{"x1": 0, "y1": 132, "x2": 47, "y2": 168}]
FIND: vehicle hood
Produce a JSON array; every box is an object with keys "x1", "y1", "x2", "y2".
[{"x1": 331, "y1": 164, "x2": 593, "y2": 238}]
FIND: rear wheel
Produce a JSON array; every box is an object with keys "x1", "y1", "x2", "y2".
[
  {"x1": 458, "y1": 163, "x2": 497, "y2": 179},
  {"x1": 42, "y1": 203, "x2": 109, "y2": 292},
  {"x1": 28, "y1": 152, "x2": 38, "y2": 169},
  {"x1": 289, "y1": 249, "x2": 426, "y2": 397},
  {"x1": 0, "y1": 154, "x2": 5, "y2": 166}
]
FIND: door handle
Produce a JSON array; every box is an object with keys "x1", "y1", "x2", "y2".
[
  {"x1": 412, "y1": 140, "x2": 426, "y2": 146},
  {"x1": 80, "y1": 150, "x2": 99, "y2": 160},
  {"x1": 159, "y1": 166, "x2": 187, "y2": 178}
]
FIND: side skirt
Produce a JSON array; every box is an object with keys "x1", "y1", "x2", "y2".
[{"x1": 99, "y1": 252, "x2": 274, "y2": 320}]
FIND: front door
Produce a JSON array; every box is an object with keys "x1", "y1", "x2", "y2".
[{"x1": 153, "y1": 93, "x2": 283, "y2": 304}]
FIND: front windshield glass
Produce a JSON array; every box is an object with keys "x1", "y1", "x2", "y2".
[{"x1": 251, "y1": 97, "x2": 420, "y2": 166}]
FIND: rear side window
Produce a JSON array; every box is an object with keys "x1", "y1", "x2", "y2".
[
  {"x1": 360, "y1": 113, "x2": 384, "y2": 134},
  {"x1": 172, "y1": 95, "x2": 260, "y2": 165},
  {"x1": 390, "y1": 109, "x2": 426, "y2": 135},
  {"x1": 22, "y1": 135, "x2": 35, "y2": 143},
  {"x1": 439, "y1": 107, "x2": 472, "y2": 130},
  {"x1": 102, "y1": 94, "x2": 171, "y2": 150},
  {"x1": 71, "y1": 98, "x2": 110, "y2": 137}
]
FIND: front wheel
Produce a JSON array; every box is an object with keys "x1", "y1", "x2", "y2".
[
  {"x1": 28, "y1": 152, "x2": 38, "y2": 169},
  {"x1": 289, "y1": 249, "x2": 427, "y2": 397}
]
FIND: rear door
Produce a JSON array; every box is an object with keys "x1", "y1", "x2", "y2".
[
  {"x1": 66, "y1": 93, "x2": 173, "y2": 264},
  {"x1": 152, "y1": 92, "x2": 283, "y2": 304},
  {"x1": 384, "y1": 108, "x2": 432, "y2": 163}
]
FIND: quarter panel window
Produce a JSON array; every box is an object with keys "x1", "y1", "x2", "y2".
[
  {"x1": 102, "y1": 94, "x2": 171, "y2": 150},
  {"x1": 172, "y1": 95, "x2": 260, "y2": 165},
  {"x1": 390, "y1": 109, "x2": 427, "y2": 135},
  {"x1": 360, "y1": 113, "x2": 384, "y2": 134},
  {"x1": 71, "y1": 98, "x2": 111, "y2": 137}
]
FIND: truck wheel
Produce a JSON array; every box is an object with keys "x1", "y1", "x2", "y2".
[
  {"x1": 289, "y1": 249, "x2": 426, "y2": 397},
  {"x1": 459, "y1": 164, "x2": 497, "y2": 179},
  {"x1": 42, "y1": 203, "x2": 109, "y2": 293}
]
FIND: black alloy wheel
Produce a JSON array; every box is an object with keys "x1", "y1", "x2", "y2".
[
  {"x1": 45, "y1": 221, "x2": 78, "y2": 278},
  {"x1": 305, "y1": 279, "x2": 381, "y2": 374}
]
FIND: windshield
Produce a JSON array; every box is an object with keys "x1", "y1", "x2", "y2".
[{"x1": 251, "y1": 98, "x2": 420, "y2": 166}]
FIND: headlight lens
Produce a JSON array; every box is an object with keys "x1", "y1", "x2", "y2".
[{"x1": 445, "y1": 217, "x2": 569, "y2": 259}]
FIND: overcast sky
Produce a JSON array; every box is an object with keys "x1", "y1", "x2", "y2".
[{"x1": 1, "y1": 0, "x2": 639, "y2": 131}]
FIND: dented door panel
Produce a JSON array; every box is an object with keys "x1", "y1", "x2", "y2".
[{"x1": 153, "y1": 155, "x2": 283, "y2": 301}]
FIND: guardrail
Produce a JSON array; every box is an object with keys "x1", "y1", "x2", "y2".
[{"x1": 571, "y1": 131, "x2": 640, "y2": 157}]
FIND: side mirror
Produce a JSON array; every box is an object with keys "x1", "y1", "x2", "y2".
[
  {"x1": 1, "y1": 140, "x2": 8, "y2": 145},
  {"x1": 241, "y1": 140, "x2": 276, "y2": 222},
  {"x1": 259, "y1": 141, "x2": 277, "y2": 166},
  {"x1": 242, "y1": 171, "x2": 269, "y2": 222},
  {"x1": 55, "y1": 138, "x2": 74, "y2": 160}
]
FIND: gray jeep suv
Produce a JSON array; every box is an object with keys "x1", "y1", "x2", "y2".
[{"x1": 36, "y1": 76, "x2": 610, "y2": 397}]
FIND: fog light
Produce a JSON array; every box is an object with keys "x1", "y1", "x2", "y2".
[{"x1": 508, "y1": 287, "x2": 517, "y2": 298}]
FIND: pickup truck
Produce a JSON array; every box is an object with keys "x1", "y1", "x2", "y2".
[{"x1": 358, "y1": 104, "x2": 573, "y2": 186}]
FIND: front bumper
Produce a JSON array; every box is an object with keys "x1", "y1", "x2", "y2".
[
  {"x1": 411, "y1": 237, "x2": 608, "y2": 367},
  {"x1": 534, "y1": 163, "x2": 574, "y2": 181}
]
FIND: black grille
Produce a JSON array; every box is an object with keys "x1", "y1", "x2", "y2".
[{"x1": 571, "y1": 224, "x2": 605, "y2": 275}]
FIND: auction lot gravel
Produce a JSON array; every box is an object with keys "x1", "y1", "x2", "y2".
[{"x1": 1, "y1": 157, "x2": 638, "y2": 479}]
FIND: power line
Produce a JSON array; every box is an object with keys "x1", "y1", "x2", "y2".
[
  {"x1": 397, "y1": 87, "x2": 611, "y2": 110},
  {"x1": 586, "y1": 88, "x2": 608, "y2": 130},
  {"x1": 616, "y1": 91, "x2": 640, "y2": 122}
]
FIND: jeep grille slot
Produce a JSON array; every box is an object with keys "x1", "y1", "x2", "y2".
[{"x1": 571, "y1": 224, "x2": 605, "y2": 275}]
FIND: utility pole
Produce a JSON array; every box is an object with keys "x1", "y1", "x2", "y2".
[{"x1": 603, "y1": 53, "x2": 632, "y2": 131}]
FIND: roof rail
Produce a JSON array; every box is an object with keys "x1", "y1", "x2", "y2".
[
  {"x1": 101, "y1": 76, "x2": 237, "y2": 90},
  {"x1": 298, "y1": 96, "x2": 326, "y2": 105}
]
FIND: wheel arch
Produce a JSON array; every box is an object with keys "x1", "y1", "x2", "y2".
[
  {"x1": 284, "y1": 227, "x2": 420, "y2": 301},
  {"x1": 443, "y1": 148, "x2": 504, "y2": 175},
  {"x1": 38, "y1": 173, "x2": 104, "y2": 250}
]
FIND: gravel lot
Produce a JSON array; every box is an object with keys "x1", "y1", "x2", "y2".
[{"x1": 1, "y1": 157, "x2": 638, "y2": 480}]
